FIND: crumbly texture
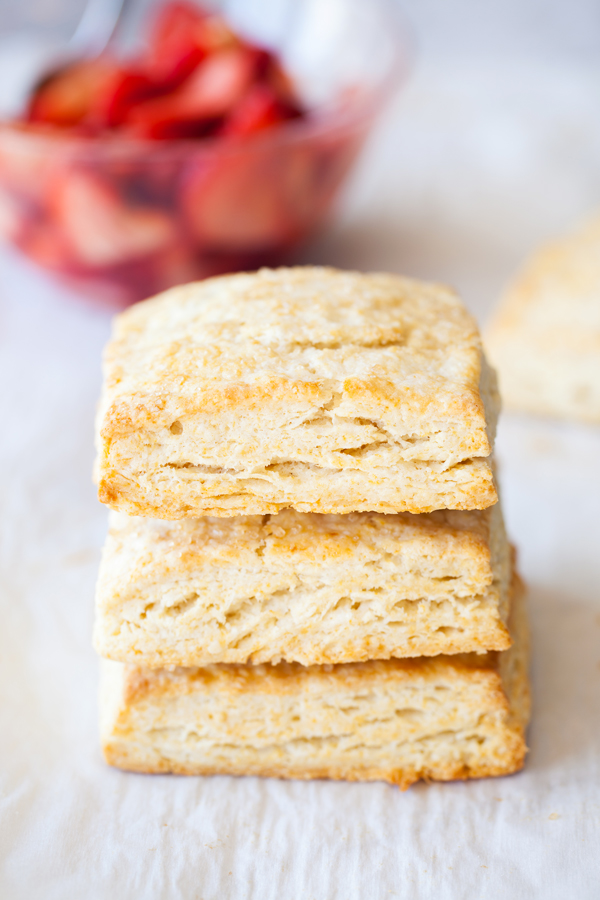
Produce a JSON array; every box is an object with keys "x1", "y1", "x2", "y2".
[
  {"x1": 94, "y1": 504, "x2": 511, "y2": 667},
  {"x1": 485, "y1": 214, "x2": 600, "y2": 423},
  {"x1": 95, "y1": 267, "x2": 499, "y2": 517},
  {"x1": 100, "y1": 572, "x2": 529, "y2": 788}
]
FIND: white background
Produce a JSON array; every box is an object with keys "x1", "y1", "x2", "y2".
[{"x1": 1, "y1": 1, "x2": 600, "y2": 897}]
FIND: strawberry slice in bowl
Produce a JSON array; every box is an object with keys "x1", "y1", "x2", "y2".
[
  {"x1": 143, "y1": 0, "x2": 238, "y2": 89},
  {"x1": 50, "y1": 168, "x2": 176, "y2": 268},
  {"x1": 124, "y1": 46, "x2": 268, "y2": 139},
  {"x1": 181, "y1": 141, "x2": 290, "y2": 251},
  {"x1": 221, "y1": 83, "x2": 302, "y2": 137},
  {"x1": 27, "y1": 59, "x2": 118, "y2": 129}
]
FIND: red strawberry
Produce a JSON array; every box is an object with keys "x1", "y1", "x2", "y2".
[
  {"x1": 100, "y1": 69, "x2": 161, "y2": 128},
  {"x1": 0, "y1": 125, "x2": 60, "y2": 200},
  {"x1": 181, "y1": 47, "x2": 263, "y2": 117},
  {"x1": 126, "y1": 46, "x2": 261, "y2": 138},
  {"x1": 27, "y1": 59, "x2": 117, "y2": 128},
  {"x1": 146, "y1": 1, "x2": 207, "y2": 87},
  {"x1": 145, "y1": 1, "x2": 238, "y2": 89},
  {"x1": 0, "y1": 188, "x2": 26, "y2": 241},
  {"x1": 19, "y1": 219, "x2": 73, "y2": 271},
  {"x1": 50, "y1": 169, "x2": 175, "y2": 267},
  {"x1": 182, "y1": 146, "x2": 288, "y2": 250},
  {"x1": 221, "y1": 84, "x2": 296, "y2": 137}
]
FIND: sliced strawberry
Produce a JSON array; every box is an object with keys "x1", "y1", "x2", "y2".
[
  {"x1": 221, "y1": 84, "x2": 297, "y2": 137},
  {"x1": 0, "y1": 125, "x2": 61, "y2": 200},
  {"x1": 278, "y1": 137, "x2": 363, "y2": 233},
  {"x1": 126, "y1": 46, "x2": 261, "y2": 138},
  {"x1": 123, "y1": 99, "x2": 221, "y2": 140},
  {"x1": 100, "y1": 69, "x2": 161, "y2": 128},
  {"x1": 27, "y1": 59, "x2": 117, "y2": 128},
  {"x1": 19, "y1": 219, "x2": 74, "y2": 271},
  {"x1": 182, "y1": 146, "x2": 288, "y2": 250},
  {"x1": 180, "y1": 47, "x2": 262, "y2": 116},
  {"x1": 50, "y1": 169, "x2": 176, "y2": 267},
  {"x1": 146, "y1": 2, "x2": 238, "y2": 88},
  {"x1": 0, "y1": 188, "x2": 26, "y2": 241},
  {"x1": 147, "y1": 1, "x2": 206, "y2": 82}
]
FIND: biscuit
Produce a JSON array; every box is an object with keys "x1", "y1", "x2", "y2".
[
  {"x1": 486, "y1": 214, "x2": 600, "y2": 423},
  {"x1": 94, "y1": 504, "x2": 511, "y2": 666},
  {"x1": 95, "y1": 267, "x2": 499, "y2": 517},
  {"x1": 100, "y1": 571, "x2": 529, "y2": 788}
]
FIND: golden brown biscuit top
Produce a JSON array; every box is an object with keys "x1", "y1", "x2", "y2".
[
  {"x1": 490, "y1": 214, "x2": 600, "y2": 343},
  {"x1": 105, "y1": 267, "x2": 483, "y2": 397}
]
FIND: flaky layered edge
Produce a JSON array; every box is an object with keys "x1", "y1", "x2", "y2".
[
  {"x1": 93, "y1": 504, "x2": 511, "y2": 667},
  {"x1": 94, "y1": 344, "x2": 499, "y2": 519}
]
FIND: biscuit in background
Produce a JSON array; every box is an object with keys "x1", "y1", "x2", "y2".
[{"x1": 485, "y1": 214, "x2": 600, "y2": 423}]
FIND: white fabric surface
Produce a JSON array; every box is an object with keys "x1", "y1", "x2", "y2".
[{"x1": 1, "y1": 60, "x2": 600, "y2": 898}]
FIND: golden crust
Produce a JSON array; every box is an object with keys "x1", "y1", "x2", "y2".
[
  {"x1": 100, "y1": 573, "x2": 529, "y2": 788},
  {"x1": 94, "y1": 504, "x2": 511, "y2": 666},
  {"x1": 486, "y1": 213, "x2": 600, "y2": 423},
  {"x1": 95, "y1": 267, "x2": 499, "y2": 517}
]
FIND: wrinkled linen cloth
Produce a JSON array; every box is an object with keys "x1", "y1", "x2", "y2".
[{"x1": 1, "y1": 59, "x2": 600, "y2": 899}]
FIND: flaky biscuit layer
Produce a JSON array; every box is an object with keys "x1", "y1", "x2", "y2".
[
  {"x1": 100, "y1": 572, "x2": 529, "y2": 788},
  {"x1": 94, "y1": 504, "x2": 511, "y2": 667}
]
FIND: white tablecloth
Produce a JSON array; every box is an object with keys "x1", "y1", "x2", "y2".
[{"x1": 1, "y1": 60, "x2": 599, "y2": 898}]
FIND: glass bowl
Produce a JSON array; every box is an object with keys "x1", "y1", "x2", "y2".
[{"x1": 0, "y1": 0, "x2": 410, "y2": 305}]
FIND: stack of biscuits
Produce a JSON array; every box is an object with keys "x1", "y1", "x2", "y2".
[{"x1": 93, "y1": 267, "x2": 530, "y2": 789}]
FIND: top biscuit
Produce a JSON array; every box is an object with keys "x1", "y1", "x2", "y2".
[{"x1": 95, "y1": 267, "x2": 499, "y2": 517}]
